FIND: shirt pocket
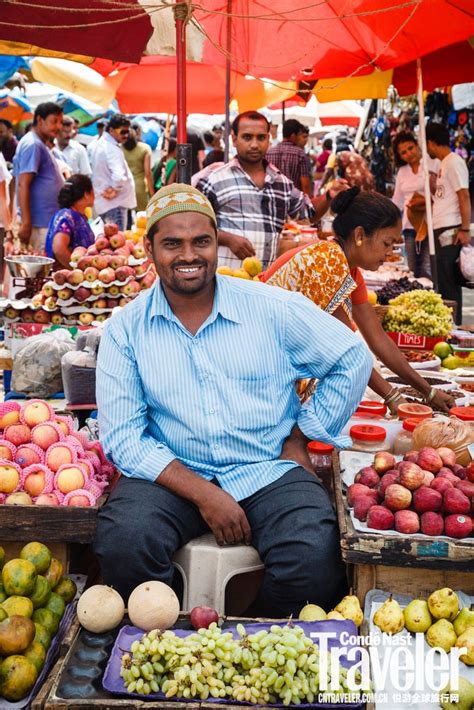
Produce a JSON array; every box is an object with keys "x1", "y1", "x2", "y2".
[{"x1": 222, "y1": 372, "x2": 280, "y2": 431}]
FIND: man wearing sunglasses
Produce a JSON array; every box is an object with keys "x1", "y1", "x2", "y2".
[{"x1": 92, "y1": 114, "x2": 136, "y2": 231}]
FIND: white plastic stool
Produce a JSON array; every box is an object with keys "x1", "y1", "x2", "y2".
[{"x1": 173, "y1": 533, "x2": 264, "y2": 614}]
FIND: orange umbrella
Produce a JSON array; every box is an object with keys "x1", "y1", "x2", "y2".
[{"x1": 0, "y1": 91, "x2": 32, "y2": 124}]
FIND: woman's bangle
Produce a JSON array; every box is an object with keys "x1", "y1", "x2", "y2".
[
  {"x1": 425, "y1": 387, "x2": 437, "y2": 403},
  {"x1": 384, "y1": 388, "x2": 402, "y2": 405}
]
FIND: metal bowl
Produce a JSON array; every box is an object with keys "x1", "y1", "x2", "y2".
[{"x1": 5, "y1": 255, "x2": 55, "y2": 279}]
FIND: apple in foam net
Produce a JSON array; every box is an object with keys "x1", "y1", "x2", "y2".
[
  {"x1": 56, "y1": 465, "x2": 86, "y2": 494},
  {"x1": 14, "y1": 445, "x2": 42, "y2": 468},
  {"x1": 0, "y1": 404, "x2": 20, "y2": 429},
  {"x1": 31, "y1": 423, "x2": 61, "y2": 450},
  {"x1": 23, "y1": 469, "x2": 47, "y2": 497},
  {"x1": 46, "y1": 444, "x2": 75, "y2": 472},
  {"x1": 35, "y1": 493, "x2": 60, "y2": 506},
  {"x1": 6, "y1": 492, "x2": 32, "y2": 505},
  {"x1": 0, "y1": 443, "x2": 14, "y2": 461},
  {"x1": 20, "y1": 400, "x2": 52, "y2": 427},
  {"x1": 0, "y1": 463, "x2": 20, "y2": 493},
  {"x1": 4, "y1": 424, "x2": 31, "y2": 446}
]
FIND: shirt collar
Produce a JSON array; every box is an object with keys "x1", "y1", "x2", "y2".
[
  {"x1": 104, "y1": 132, "x2": 119, "y2": 147},
  {"x1": 230, "y1": 156, "x2": 279, "y2": 184},
  {"x1": 149, "y1": 275, "x2": 241, "y2": 325}
]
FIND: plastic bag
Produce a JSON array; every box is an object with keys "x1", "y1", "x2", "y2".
[
  {"x1": 61, "y1": 330, "x2": 101, "y2": 405},
  {"x1": 11, "y1": 329, "x2": 76, "y2": 398},
  {"x1": 412, "y1": 416, "x2": 474, "y2": 466},
  {"x1": 459, "y1": 245, "x2": 474, "y2": 283}
]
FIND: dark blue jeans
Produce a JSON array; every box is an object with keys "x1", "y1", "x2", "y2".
[
  {"x1": 95, "y1": 467, "x2": 348, "y2": 616},
  {"x1": 403, "y1": 228, "x2": 431, "y2": 279}
]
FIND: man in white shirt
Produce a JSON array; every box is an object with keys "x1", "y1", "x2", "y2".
[
  {"x1": 87, "y1": 118, "x2": 107, "y2": 172},
  {"x1": 56, "y1": 116, "x2": 91, "y2": 177},
  {"x1": 426, "y1": 122, "x2": 471, "y2": 323},
  {"x1": 92, "y1": 114, "x2": 136, "y2": 231}
]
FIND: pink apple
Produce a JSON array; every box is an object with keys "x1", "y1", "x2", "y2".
[
  {"x1": 94, "y1": 298, "x2": 108, "y2": 310},
  {"x1": 70, "y1": 246, "x2": 87, "y2": 262},
  {"x1": 91, "y1": 255, "x2": 109, "y2": 270},
  {"x1": 45, "y1": 443, "x2": 76, "y2": 472},
  {"x1": 109, "y1": 232, "x2": 125, "y2": 249},
  {"x1": 0, "y1": 404, "x2": 20, "y2": 429},
  {"x1": 98, "y1": 267, "x2": 116, "y2": 284},
  {"x1": 104, "y1": 223, "x2": 119, "y2": 237},
  {"x1": 20, "y1": 400, "x2": 53, "y2": 427},
  {"x1": 110, "y1": 255, "x2": 126, "y2": 270},
  {"x1": 31, "y1": 423, "x2": 63, "y2": 450},
  {"x1": 4, "y1": 424, "x2": 31, "y2": 447},
  {"x1": 67, "y1": 269, "x2": 84, "y2": 286},
  {"x1": 95, "y1": 236, "x2": 110, "y2": 251},
  {"x1": 84, "y1": 266, "x2": 100, "y2": 283},
  {"x1": 66, "y1": 494, "x2": 91, "y2": 507},
  {"x1": 35, "y1": 493, "x2": 60, "y2": 506},
  {"x1": 14, "y1": 444, "x2": 43, "y2": 468},
  {"x1": 23, "y1": 470, "x2": 47, "y2": 497},
  {"x1": 77, "y1": 256, "x2": 92, "y2": 271},
  {"x1": 0, "y1": 463, "x2": 21, "y2": 493},
  {"x1": 55, "y1": 465, "x2": 87, "y2": 494},
  {"x1": 87, "y1": 245, "x2": 98, "y2": 256}
]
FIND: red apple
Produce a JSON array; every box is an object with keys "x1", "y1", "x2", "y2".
[
  {"x1": 354, "y1": 466, "x2": 380, "y2": 489},
  {"x1": 35, "y1": 493, "x2": 60, "y2": 506},
  {"x1": 353, "y1": 495, "x2": 377, "y2": 522},
  {"x1": 422, "y1": 471, "x2": 435, "y2": 486},
  {"x1": 74, "y1": 287, "x2": 90, "y2": 303},
  {"x1": 373, "y1": 451, "x2": 396, "y2": 474},
  {"x1": 70, "y1": 246, "x2": 87, "y2": 262},
  {"x1": 397, "y1": 461, "x2": 425, "y2": 490},
  {"x1": 77, "y1": 256, "x2": 92, "y2": 271},
  {"x1": 104, "y1": 223, "x2": 119, "y2": 237},
  {"x1": 347, "y1": 483, "x2": 371, "y2": 507},
  {"x1": 443, "y1": 488, "x2": 471, "y2": 515},
  {"x1": 366, "y1": 505, "x2": 394, "y2": 531},
  {"x1": 190, "y1": 606, "x2": 219, "y2": 630},
  {"x1": 110, "y1": 232, "x2": 126, "y2": 249},
  {"x1": 378, "y1": 472, "x2": 400, "y2": 497},
  {"x1": 95, "y1": 235, "x2": 110, "y2": 251},
  {"x1": 67, "y1": 269, "x2": 84, "y2": 286},
  {"x1": 4, "y1": 425, "x2": 31, "y2": 447},
  {"x1": 92, "y1": 255, "x2": 109, "y2": 271},
  {"x1": 98, "y1": 267, "x2": 116, "y2": 284},
  {"x1": 114, "y1": 266, "x2": 130, "y2": 282},
  {"x1": 412, "y1": 486, "x2": 442, "y2": 513},
  {"x1": 53, "y1": 269, "x2": 70, "y2": 286},
  {"x1": 384, "y1": 483, "x2": 412, "y2": 511},
  {"x1": 455, "y1": 480, "x2": 474, "y2": 498},
  {"x1": 33, "y1": 311, "x2": 50, "y2": 324},
  {"x1": 394, "y1": 510, "x2": 420, "y2": 534},
  {"x1": 109, "y1": 254, "x2": 127, "y2": 270},
  {"x1": 420, "y1": 511, "x2": 444, "y2": 536},
  {"x1": 436, "y1": 447, "x2": 457, "y2": 469},
  {"x1": 466, "y1": 462, "x2": 474, "y2": 483},
  {"x1": 431, "y1": 477, "x2": 454, "y2": 495},
  {"x1": 444, "y1": 514, "x2": 473, "y2": 539},
  {"x1": 417, "y1": 447, "x2": 443, "y2": 474},
  {"x1": 403, "y1": 450, "x2": 419, "y2": 463}
]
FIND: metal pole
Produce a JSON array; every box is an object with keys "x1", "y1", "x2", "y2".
[
  {"x1": 417, "y1": 58, "x2": 438, "y2": 291},
  {"x1": 175, "y1": 1, "x2": 192, "y2": 184},
  {"x1": 223, "y1": 0, "x2": 232, "y2": 162},
  {"x1": 282, "y1": 100, "x2": 286, "y2": 126}
]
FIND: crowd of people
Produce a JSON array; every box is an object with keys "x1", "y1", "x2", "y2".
[{"x1": 0, "y1": 102, "x2": 471, "y2": 321}]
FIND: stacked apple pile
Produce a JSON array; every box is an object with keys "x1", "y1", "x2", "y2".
[
  {"x1": 0, "y1": 400, "x2": 114, "y2": 507},
  {"x1": 347, "y1": 448, "x2": 474, "y2": 539},
  {"x1": 19, "y1": 224, "x2": 156, "y2": 326}
]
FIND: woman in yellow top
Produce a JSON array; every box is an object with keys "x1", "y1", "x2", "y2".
[{"x1": 264, "y1": 187, "x2": 454, "y2": 413}]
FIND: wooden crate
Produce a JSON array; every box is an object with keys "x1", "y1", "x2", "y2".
[
  {"x1": 35, "y1": 616, "x2": 304, "y2": 710},
  {"x1": 0, "y1": 496, "x2": 105, "y2": 543},
  {"x1": 352, "y1": 563, "x2": 474, "y2": 608},
  {"x1": 334, "y1": 452, "x2": 474, "y2": 570}
]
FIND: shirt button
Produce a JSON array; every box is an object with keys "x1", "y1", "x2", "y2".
[
  {"x1": 209, "y1": 408, "x2": 215, "y2": 414},
  {"x1": 214, "y1": 444, "x2": 219, "y2": 449}
]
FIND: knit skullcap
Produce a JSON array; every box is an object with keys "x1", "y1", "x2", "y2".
[{"x1": 146, "y1": 183, "x2": 217, "y2": 233}]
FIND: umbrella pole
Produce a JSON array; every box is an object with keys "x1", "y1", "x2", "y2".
[
  {"x1": 416, "y1": 58, "x2": 438, "y2": 291},
  {"x1": 224, "y1": 0, "x2": 232, "y2": 163},
  {"x1": 175, "y1": 1, "x2": 192, "y2": 184},
  {"x1": 282, "y1": 100, "x2": 286, "y2": 125}
]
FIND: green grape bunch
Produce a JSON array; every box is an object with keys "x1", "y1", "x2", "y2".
[
  {"x1": 119, "y1": 621, "x2": 366, "y2": 705},
  {"x1": 383, "y1": 289, "x2": 453, "y2": 337}
]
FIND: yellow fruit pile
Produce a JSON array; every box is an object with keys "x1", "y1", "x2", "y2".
[
  {"x1": 0, "y1": 542, "x2": 77, "y2": 701},
  {"x1": 217, "y1": 257, "x2": 263, "y2": 281}
]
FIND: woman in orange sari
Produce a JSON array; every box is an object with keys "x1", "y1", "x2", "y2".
[{"x1": 262, "y1": 187, "x2": 454, "y2": 413}]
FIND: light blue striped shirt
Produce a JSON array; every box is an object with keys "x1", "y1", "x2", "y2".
[{"x1": 96, "y1": 275, "x2": 372, "y2": 501}]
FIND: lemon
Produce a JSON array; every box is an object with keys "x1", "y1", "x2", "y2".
[
  {"x1": 232, "y1": 269, "x2": 251, "y2": 280},
  {"x1": 442, "y1": 355, "x2": 459, "y2": 370},
  {"x1": 434, "y1": 342, "x2": 453, "y2": 360},
  {"x1": 216, "y1": 266, "x2": 233, "y2": 276},
  {"x1": 367, "y1": 290, "x2": 378, "y2": 305}
]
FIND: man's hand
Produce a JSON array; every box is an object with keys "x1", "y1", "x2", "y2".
[
  {"x1": 102, "y1": 187, "x2": 118, "y2": 200},
  {"x1": 198, "y1": 487, "x2": 251, "y2": 546},
  {"x1": 224, "y1": 234, "x2": 256, "y2": 260},
  {"x1": 455, "y1": 229, "x2": 471, "y2": 247},
  {"x1": 327, "y1": 179, "x2": 349, "y2": 199},
  {"x1": 17, "y1": 222, "x2": 31, "y2": 244},
  {"x1": 279, "y1": 424, "x2": 312, "y2": 471}
]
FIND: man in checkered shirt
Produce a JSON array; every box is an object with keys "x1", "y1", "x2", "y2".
[
  {"x1": 267, "y1": 119, "x2": 312, "y2": 196},
  {"x1": 195, "y1": 111, "x2": 338, "y2": 270}
]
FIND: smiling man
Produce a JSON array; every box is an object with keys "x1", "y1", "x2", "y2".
[{"x1": 95, "y1": 184, "x2": 372, "y2": 615}]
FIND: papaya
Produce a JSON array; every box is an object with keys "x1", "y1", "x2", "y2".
[
  {"x1": 0, "y1": 546, "x2": 5, "y2": 570},
  {"x1": 2, "y1": 559, "x2": 37, "y2": 596},
  {"x1": 20, "y1": 542, "x2": 52, "y2": 575},
  {"x1": 2, "y1": 595, "x2": 33, "y2": 618},
  {"x1": 33, "y1": 622, "x2": 51, "y2": 650},
  {"x1": 0, "y1": 583, "x2": 6, "y2": 604},
  {"x1": 29, "y1": 575, "x2": 51, "y2": 609},
  {"x1": 24, "y1": 639, "x2": 46, "y2": 673},
  {"x1": 0, "y1": 655, "x2": 37, "y2": 701},
  {"x1": 32, "y1": 608, "x2": 59, "y2": 635},
  {"x1": 0, "y1": 615, "x2": 35, "y2": 656},
  {"x1": 45, "y1": 592, "x2": 65, "y2": 620},
  {"x1": 44, "y1": 558, "x2": 63, "y2": 589},
  {"x1": 54, "y1": 576, "x2": 77, "y2": 604}
]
